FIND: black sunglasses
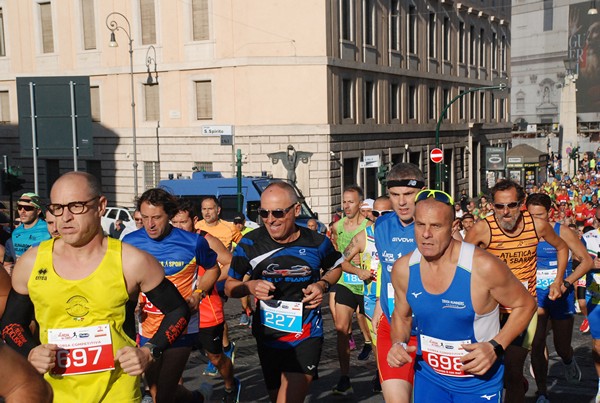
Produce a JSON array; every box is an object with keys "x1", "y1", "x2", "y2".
[
  {"x1": 257, "y1": 203, "x2": 297, "y2": 219},
  {"x1": 493, "y1": 201, "x2": 521, "y2": 210},
  {"x1": 372, "y1": 210, "x2": 393, "y2": 218},
  {"x1": 415, "y1": 189, "x2": 454, "y2": 206},
  {"x1": 17, "y1": 204, "x2": 37, "y2": 212}
]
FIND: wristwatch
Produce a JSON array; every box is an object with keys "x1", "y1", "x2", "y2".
[
  {"x1": 143, "y1": 343, "x2": 162, "y2": 360},
  {"x1": 563, "y1": 280, "x2": 573, "y2": 290},
  {"x1": 318, "y1": 279, "x2": 331, "y2": 293},
  {"x1": 489, "y1": 339, "x2": 504, "y2": 359}
]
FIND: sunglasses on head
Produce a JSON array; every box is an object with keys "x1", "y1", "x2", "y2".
[
  {"x1": 257, "y1": 203, "x2": 297, "y2": 219},
  {"x1": 17, "y1": 204, "x2": 36, "y2": 212},
  {"x1": 372, "y1": 210, "x2": 392, "y2": 218},
  {"x1": 415, "y1": 189, "x2": 454, "y2": 206},
  {"x1": 493, "y1": 201, "x2": 521, "y2": 210}
]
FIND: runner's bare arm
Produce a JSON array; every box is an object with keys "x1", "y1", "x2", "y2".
[
  {"x1": 387, "y1": 255, "x2": 416, "y2": 368},
  {"x1": 0, "y1": 343, "x2": 53, "y2": 402},
  {"x1": 534, "y1": 218, "x2": 569, "y2": 299},
  {"x1": 340, "y1": 232, "x2": 370, "y2": 280},
  {"x1": 204, "y1": 233, "x2": 232, "y2": 281},
  {"x1": 118, "y1": 243, "x2": 190, "y2": 375},
  {"x1": 560, "y1": 223, "x2": 593, "y2": 286},
  {"x1": 0, "y1": 264, "x2": 10, "y2": 317},
  {"x1": 226, "y1": 276, "x2": 275, "y2": 300},
  {"x1": 461, "y1": 250, "x2": 536, "y2": 375},
  {"x1": 463, "y1": 220, "x2": 490, "y2": 248}
]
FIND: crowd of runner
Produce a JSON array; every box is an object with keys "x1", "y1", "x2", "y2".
[{"x1": 0, "y1": 163, "x2": 599, "y2": 402}]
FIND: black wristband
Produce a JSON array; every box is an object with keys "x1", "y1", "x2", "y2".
[
  {"x1": 0, "y1": 289, "x2": 38, "y2": 356},
  {"x1": 144, "y1": 278, "x2": 191, "y2": 351},
  {"x1": 489, "y1": 339, "x2": 504, "y2": 359}
]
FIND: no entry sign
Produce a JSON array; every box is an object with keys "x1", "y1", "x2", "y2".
[{"x1": 430, "y1": 148, "x2": 443, "y2": 163}]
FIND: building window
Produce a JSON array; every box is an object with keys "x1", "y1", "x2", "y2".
[
  {"x1": 365, "y1": 80, "x2": 375, "y2": 120},
  {"x1": 490, "y1": 93, "x2": 496, "y2": 120},
  {"x1": 470, "y1": 91, "x2": 476, "y2": 120},
  {"x1": 81, "y1": 0, "x2": 96, "y2": 50},
  {"x1": 390, "y1": 0, "x2": 400, "y2": 51},
  {"x1": 390, "y1": 83, "x2": 400, "y2": 120},
  {"x1": 479, "y1": 92, "x2": 485, "y2": 119},
  {"x1": 0, "y1": 9, "x2": 6, "y2": 56},
  {"x1": 479, "y1": 28, "x2": 485, "y2": 67},
  {"x1": 469, "y1": 25, "x2": 475, "y2": 65},
  {"x1": 459, "y1": 88, "x2": 465, "y2": 120},
  {"x1": 195, "y1": 80, "x2": 212, "y2": 120},
  {"x1": 364, "y1": 0, "x2": 374, "y2": 46},
  {"x1": 408, "y1": 84, "x2": 417, "y2": 120},
  {"x1": 144, "y1": 84, "x2": 159, "y2": 121},
  {"x1": 543, "y1": 0, "x2": 553, "y2": 32},
  {"x1": 140, "y1": 0, "x2": 156, "y2": 45},
  {"x1": 516, "y1": 94, "x2": 524, "y2": 112},
  {"x1": 342, "y1": 78, "x2": 353, "y2": 119},
  {"x1": 341, "y1": 0, "x2": 352, "y2": 41},
  {"x1": 39, "y1": 2, "x2": 54, "y2": 53},
  {"x1": 408, "y1": 5, "x2": 417, "y2": 54},
  {"x1": 442, "y1": 17, "x2": 450, "y2": 61},
  {"x1": 428, "y1": 87, "x2": 436, "y2": 120},
  {"x1": 442, "y1": 88, "x2": 450, "y2": 120},
  {"x1": 144, "y1": 161, "x2": 161, "y2": 189},
  {"x1": 0, "y1": 91, "x2": 9, "y2": 123},
  {"x1": 499, "y1": 98, "x2": 505, "y2": 120},
  {"x1": 192, "y1": 0, "x2": 209, "y2": 41},
  {"x1": 501, "y1": 34, "x2": 506, "y2": 72},
  {"x1": 428, "y1": 13, "x2": 435, "y2": 58},
  {"x1": 492, "y1": 32, "x2": 498, "y2": 70},
  {"x1": 90, "y1": 86, "x2": 101, "y2": 122},
  {"x1": 458, "y1": 22, "x2": 465, "y2": 63}
]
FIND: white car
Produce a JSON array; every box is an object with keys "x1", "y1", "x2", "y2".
[{"x1": 101, "y1": 207, "x2": 137, "y2": 235}]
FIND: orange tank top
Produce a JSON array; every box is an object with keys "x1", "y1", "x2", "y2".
[{"x1": 485, "y1": 211, "x2": 539, "y2": 310}]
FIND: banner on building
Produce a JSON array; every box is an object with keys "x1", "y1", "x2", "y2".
[{"x1": 569, "y1": 3, "x2": 600, "y2": 113}]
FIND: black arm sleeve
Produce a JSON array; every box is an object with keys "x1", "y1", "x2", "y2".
[
  {"x1": 143, "y1": 278, "x2": 191, "y2": 352},
  {"x1": 0, "y1": 289, "x2": 38, "y2": 356}
]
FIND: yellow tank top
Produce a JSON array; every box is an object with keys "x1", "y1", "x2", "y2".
[
  {"x1": 485, "y1": 211, "x2": 539, "y2": 310},
  {"x1": 28, "y1": 237, "x2": 141, "y2": 403}
]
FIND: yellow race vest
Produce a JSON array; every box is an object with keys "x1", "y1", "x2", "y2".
[{"x1": 28, "y1": 237, "x2": 140, "y2": 403}]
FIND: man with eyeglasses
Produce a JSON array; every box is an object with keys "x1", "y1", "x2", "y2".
[
  {"x1": 339, "y1": 195, "x2": 393, "y2": 393},
  {"x1": 11, "y1": 192, "x2": 50, "y2": 262},
  {"x1": 387, "y1": 189, "x2": 536, "y2": 403},
  {"x1": 465, "y1": 179, "x2": 569, "y2": 403},
  {"x1": 1, "y1": 172, "x2": 191, "y2": 403},
  {"x1": 372, "y1": 162, "x2": 424, "y2": 402},
  {"x1": 225, "y1": 181, "x2": 343, "y2": 403}
]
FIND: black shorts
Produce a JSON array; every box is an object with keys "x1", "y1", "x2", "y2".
[
  {"x1": 335, "y1": 283, "x2": 365, "y2": 314},
  {"x1": 257, "y1": 337, "x2": 323, "y2": 390},
  {"x1": 196, "y1": 323, "x2": 225, "y2": 355}
]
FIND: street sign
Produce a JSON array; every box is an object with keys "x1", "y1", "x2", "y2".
[{"x1": 430, "y1": 148, "x2": 443, "y2": 163}]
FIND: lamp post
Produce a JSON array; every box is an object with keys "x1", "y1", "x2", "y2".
[
  {"x1": 589, "y1": 0, "x2": 598, "y2": 15},
  {"x1": 145, "y1": 45, "x2": 158, "y2": 85},
  {"x1": 561, "y1": 57, "x2": 579, "y2": 177},
  {"x1": 106, "y1": 12, "x2": 138, "y2": 198}
]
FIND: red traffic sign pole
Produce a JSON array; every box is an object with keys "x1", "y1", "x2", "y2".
[{"x1": 430, "y1": 148, "x2": 443, "y2": 164}]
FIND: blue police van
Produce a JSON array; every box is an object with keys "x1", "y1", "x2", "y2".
[{"x1": 158, "y1": 171, "x2": 325, "y2": 232}]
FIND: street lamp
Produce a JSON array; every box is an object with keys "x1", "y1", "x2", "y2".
[
  {"x1": 145, "y1": 45, "x2": 158, "y2": 85},
  {"x1": 589, "y1": 1, "x2": 598, "y2": 15},
  {"x1": 106, "y1": 12, "x2": 139, "y2": 198}
]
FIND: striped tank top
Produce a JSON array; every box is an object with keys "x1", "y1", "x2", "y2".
[{"x1": 485, "y1": 211, "x2": 539, "y2": 309}]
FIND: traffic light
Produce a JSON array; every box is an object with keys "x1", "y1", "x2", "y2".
[
  {"x1": 442, "y1": 163, "x2": 450, "y2": 181},
  {"x1": 377, "y1": 164, "x2": 389, "y2": 186}
]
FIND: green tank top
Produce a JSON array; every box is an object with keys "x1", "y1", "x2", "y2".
[{"x1": 336, "y1": 216, "x2": 369, "y2": 294}]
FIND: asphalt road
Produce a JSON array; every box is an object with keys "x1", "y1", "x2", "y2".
[{"x1": 183, "y1": 299, "x2": 598, "y2": 402}]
